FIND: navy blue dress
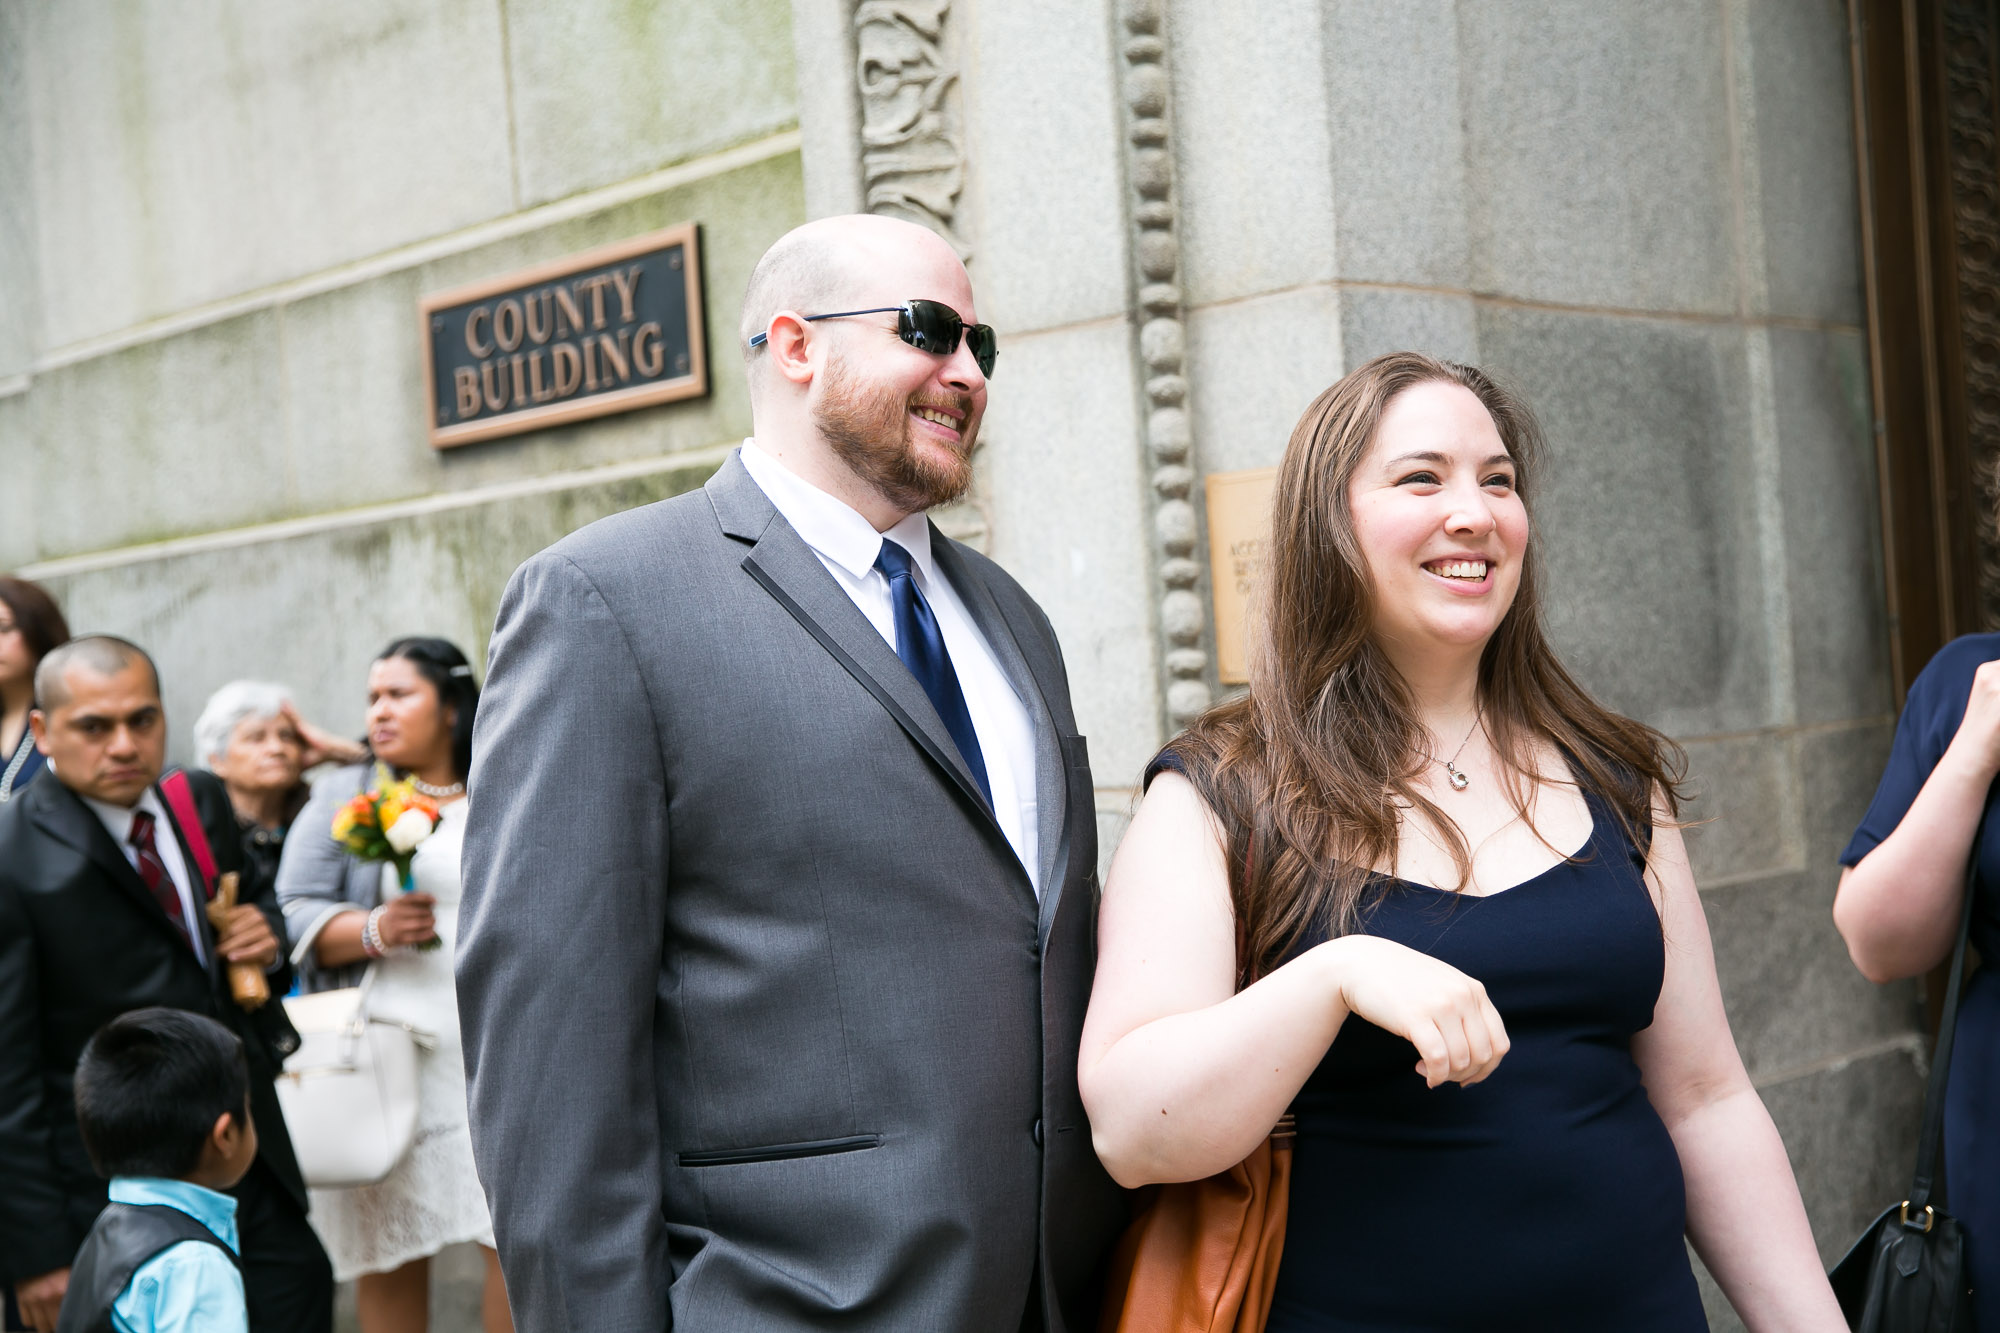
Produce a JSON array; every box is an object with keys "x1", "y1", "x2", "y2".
[
  {"x1": 1842, "y1": 631, "x2": 2000, "y2": 1333},
  {"x1": 1149, "y1": 757, "x2": 1707, "y2": 1331}
]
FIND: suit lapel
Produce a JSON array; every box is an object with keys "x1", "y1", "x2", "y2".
[
  {"x1": 27, "y1": 780, "x2": 211, "y2": 965},
  {"x1": 928, "y1": 532, "x2": 1070, "y2": 907},
  {"x1": 708, "y1": 453, "x2": 1001, "y2": 827}
]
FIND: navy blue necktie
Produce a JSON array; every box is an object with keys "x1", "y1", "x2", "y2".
[{"x1": 874, "y1": 539, "x2": 993, "y2": 808}]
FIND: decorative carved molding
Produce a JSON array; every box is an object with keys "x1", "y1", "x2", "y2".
[
  {"x1": 1117, "y1": 0, "x2": 1212, "y2": 730},
  {"x1": 1943, "y1": 0, "x2": 2000, "y2": 629},
  {"x1": 854, "y1": 0, "x2": 971, "y2": 258}
]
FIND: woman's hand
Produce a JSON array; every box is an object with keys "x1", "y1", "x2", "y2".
[
  {"x1": 282, "y1": 701, "x2": 367, "y2": 770},
  {"x1": 1322, "y1": 935, "x2": 1510, "y2": 1087},
  {"x1": 1946, "y1": 659, "x2": 2000, "y2": 782},
  {"x1": 1835, "y1": 656, "x2": 2000, "y2": 982},
  {"x1": 376, "y1": 892, "x2": 437, "y2": 948}
]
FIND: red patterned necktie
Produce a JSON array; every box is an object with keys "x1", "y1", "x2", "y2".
[{"x1": 128, "y1": 809, "x2": 194, "y2": 951}]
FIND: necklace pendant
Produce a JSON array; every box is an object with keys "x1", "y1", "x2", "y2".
[{"x1": 1446, "y1": 764, "x2": 1470, "y2": 792}]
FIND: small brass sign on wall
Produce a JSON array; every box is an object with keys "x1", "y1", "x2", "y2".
[
  {"x1": 420, "y1": 223, "x2": 707, "y2": 449},
  {"x1": 1205, "y1": 467, "x2": 1277, "y2": 685}
]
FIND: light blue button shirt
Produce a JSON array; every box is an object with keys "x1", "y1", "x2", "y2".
[{"x1": 105, "y1": 1177, "x2": 245, "y2": 1333}]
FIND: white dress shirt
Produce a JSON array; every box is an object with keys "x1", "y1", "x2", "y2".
[
  {"x1": 82, "y1": 785, "x2": 208, "y2": 965},
  {"x1": 739, "y1": 440, "x2": 1044, "y2": 896}
]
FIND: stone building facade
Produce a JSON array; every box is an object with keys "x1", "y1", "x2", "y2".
[{"x1": 0, "y1": 2, "x2": 1919, "y2": 1328}]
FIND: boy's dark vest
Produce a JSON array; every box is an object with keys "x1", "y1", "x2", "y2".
[{"x1": 54, "y1": 1203, "x2": 238, "y2": 1333}]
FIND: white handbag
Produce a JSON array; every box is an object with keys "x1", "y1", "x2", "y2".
[{"x1": 275, "y1": 967, "x2": 433, "y2": 1189}]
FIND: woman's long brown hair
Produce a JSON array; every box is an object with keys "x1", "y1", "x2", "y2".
[{"x1": 1161, "y1": 352, "x2": 1689, "y2": 982}]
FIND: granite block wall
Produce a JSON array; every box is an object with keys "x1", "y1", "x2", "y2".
[{"x1": 3, "y1": 14, "x2": 806, "y2": 778}]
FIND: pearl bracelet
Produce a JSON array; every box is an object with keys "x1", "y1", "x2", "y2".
[{"x1": 361, "y1": 904, "x2": 388, "y2": 959}]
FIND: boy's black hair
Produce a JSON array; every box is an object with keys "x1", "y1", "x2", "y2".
[{"x1": 73, "y1": 1007, "x2": 250, "y2": 1180}]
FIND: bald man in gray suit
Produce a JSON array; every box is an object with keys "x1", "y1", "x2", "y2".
[{"x1": 457, "y1": 215, "x2": 1124, "y2": 1332}]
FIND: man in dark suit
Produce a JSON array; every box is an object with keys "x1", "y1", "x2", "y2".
[
  {"x1": 458, "y1": 214, "x2": 1126, "y2": 1332},
  {"x1": 0, "y1": 636, "x2": 332, "y2": 1333}
]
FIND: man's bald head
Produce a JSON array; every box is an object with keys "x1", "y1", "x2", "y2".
[
  {"x1": 736, "y1": 214, "x2": 987, "y2": 527},
  {"x1": 35, "y1": 635, "x2": 159, "y2": 710},
  {"x1": 739, "y1": 215, "x2": 969, "y2": 373}
]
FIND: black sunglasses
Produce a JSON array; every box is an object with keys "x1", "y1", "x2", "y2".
[{"x1": 749, "y1": 299, "x2": 997, "y2": 376}]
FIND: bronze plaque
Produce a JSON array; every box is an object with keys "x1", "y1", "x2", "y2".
[
  {"x1": 420, "y1": 223, "x2": 708, "y2": 449},
  {"x1": 1205, "y1": 467, "x2": 1277, "y2": 685}
]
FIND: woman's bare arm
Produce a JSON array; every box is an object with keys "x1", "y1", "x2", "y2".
[
  {"x1": 1078, "y1": 773, "x2": 1508, "y2": 1186},
  {"x1": 1634, "y1": 810, "x2": 1843, "y2": 1332}
]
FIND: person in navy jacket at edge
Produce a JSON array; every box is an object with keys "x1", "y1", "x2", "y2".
[
  {"x1": 1836, "y1": 629, "x2": 2000, "y2": 1333},
  {"x1": 0, "y1": 577, "x2": 71, "y2": 807}
]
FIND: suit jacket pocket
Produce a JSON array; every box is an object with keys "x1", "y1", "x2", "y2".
[{"x1": 677, "y1": 1133, "x2": 882, "y2": 1168}]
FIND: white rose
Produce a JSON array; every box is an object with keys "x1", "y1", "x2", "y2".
[{"x1": 384, "y1": 808, "x2": 437, "y2": 854}]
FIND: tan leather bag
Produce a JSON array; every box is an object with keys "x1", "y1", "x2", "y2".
[{"x1": 1097, "y1": 1113, "x2": 1295, "y2": 1333}]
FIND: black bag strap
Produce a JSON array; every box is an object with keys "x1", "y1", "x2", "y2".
[{"x1": 1904, "y1": 862, "x2": 1979, "y2": 1219}]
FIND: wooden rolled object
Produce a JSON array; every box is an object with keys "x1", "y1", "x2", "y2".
[{"x1": 204, "y1": 871, "x2": 272, "y2": 1011}]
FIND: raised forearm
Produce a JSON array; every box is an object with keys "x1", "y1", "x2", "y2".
[
  {"x1": 1082, "y1": 944, "x2": 1347, "y2": 1186},
  {"x1": 1835, "y1": 744, "x2": 1990, "y2": 981},
  {"x1": 1672, "y1": 1088, "x2": 1843, "y2": 1332}
]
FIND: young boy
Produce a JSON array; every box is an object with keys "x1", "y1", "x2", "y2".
[{"x1": 55, "y1": 1008, "x2": 258, "y2": 1333}]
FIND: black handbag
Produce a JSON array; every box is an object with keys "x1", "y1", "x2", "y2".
[{"x1": 1828, "y1": 871, "x2": 1978, "y2": 1332}]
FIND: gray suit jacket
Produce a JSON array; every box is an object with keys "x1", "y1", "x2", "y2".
[{"x1": 457, "y1": 452, "x2": 1124, "y2": 1333}]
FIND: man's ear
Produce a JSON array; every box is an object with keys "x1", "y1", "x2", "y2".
[
  {"x1": 28, "y1": 709, "x2": 48, "y2": 755},
  {"x1": 762, "y1": 311, "x2": 819, "y2": 388}
]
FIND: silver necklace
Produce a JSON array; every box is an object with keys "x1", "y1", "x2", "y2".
[
  {"x1": 1424, "y1": 706, "x2": 1483, "y2": 792},
  {"x1": 409, "y1": 775, "x2": 465, "y2": 799}
]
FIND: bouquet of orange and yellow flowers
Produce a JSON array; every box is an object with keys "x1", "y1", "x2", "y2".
[{"x1": 331, "y1": 767, "x2": 443, "y2": 950}]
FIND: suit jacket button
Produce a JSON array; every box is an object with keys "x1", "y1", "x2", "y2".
[{"x1": 1032, "y1": 1118, "x2": 1044, "y2": 1148}]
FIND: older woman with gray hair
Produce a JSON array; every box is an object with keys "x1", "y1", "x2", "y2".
[{"x1": 194, "y1": 680, "x2": 365, "y2": 893}]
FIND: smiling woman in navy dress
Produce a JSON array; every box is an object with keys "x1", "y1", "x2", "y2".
[
  {"x1": 1079, "y1": 353, "x2": 1843, "y2": 1331},
  {"x1": 1836, "y1": 636, "x2": 2000, "y2": 1331}
]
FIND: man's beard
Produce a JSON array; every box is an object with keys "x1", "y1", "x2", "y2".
[{"x1": 815, "y1": 353, "x2": 977, "y2": 514}]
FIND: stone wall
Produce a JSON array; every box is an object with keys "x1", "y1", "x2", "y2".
[
  {"x1": 2, "y1": 2, "x2": 1920, "y2": 1329},
  {"x1": 1, "y1": 0, "x2": 806, "y2": 751}
]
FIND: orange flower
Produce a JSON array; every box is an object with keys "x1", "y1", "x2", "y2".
[{"x1": 330, "y1": 792, "x2": 377, "y2": 844}]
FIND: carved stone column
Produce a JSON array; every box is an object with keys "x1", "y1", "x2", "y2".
[
  {"x1": 1116, "y1": 0, "x2": 1212, "y2": 729},
  {"x1": 854, "y1": 0, "x2": 972, "y2": 257},
  {"x1": 790, "y1": 0, "x2": 971, "y2": 257}
]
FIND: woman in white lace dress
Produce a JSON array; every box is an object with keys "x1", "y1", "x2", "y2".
[{"x1": 275, "y1": 637, "x2": 511, "y2": 1333}]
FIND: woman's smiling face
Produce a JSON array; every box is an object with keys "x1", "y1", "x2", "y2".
[{"x1": 1347, "y1": 380, "x2": 1530, "y2": 660}]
